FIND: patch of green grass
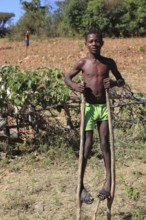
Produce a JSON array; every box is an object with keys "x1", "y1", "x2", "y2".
[
  {"x1": 8, "y1": 162, "x2": 22, "y2": 172},
  {"x1": 139, "y1": 46, "x2": 146, "y2": 53},
  {"x1": 113, "y1": 124, "x2": 146, "y2": 163},
  {"x1": 132, "y1": 171, "x2": 143, "y2": 178},
  {"x1": 120, "y1": 176, "x2": 140, "y2": 201},
  {"x1": 133, "y1": 209, "x2": 145, "y2": 220},
  {"x1": 6, "y1": 195, "x2": 33, "y2": 212},
  {"x1": 0, "y1": 157, "x2": 10, "y2": 168}
]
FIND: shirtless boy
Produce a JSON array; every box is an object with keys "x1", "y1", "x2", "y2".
[{"x1": 64, "y1": 29, "x2": 125, "y2": 204}]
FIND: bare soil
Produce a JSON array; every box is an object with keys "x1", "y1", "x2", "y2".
[
  {"x1": 0, "y1": 37, "x2": 146, "y2": 94},
  {"x1": 0, "y1": 38, "x2": 146, "y2": 220}
]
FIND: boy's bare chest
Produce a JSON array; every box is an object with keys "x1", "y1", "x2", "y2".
[{"x1": 83, "y1": 60, "x2": 109, "y2": 77}]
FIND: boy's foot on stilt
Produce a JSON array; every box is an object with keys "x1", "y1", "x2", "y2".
[
  {"x1": 97, "y1": 188, "x2": 111, "y2": 201},
  {"x1": 81, "y1": 188, "x2": 94, "y2": 204}
]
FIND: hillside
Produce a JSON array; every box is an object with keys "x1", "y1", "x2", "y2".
[
  {"x1": 0, "y1": 37, "x2": 146, "y2": 94},
  {"x1": 0, "y1": 38, "x2": 146, "y2": 220}
]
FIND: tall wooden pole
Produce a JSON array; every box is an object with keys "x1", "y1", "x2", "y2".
[
  {"x1": 76, "y1": 93, "x2": 85, "y2": 220},
  {"x1": 106, "y1": 89, "x2": 116, "y2": 220}
]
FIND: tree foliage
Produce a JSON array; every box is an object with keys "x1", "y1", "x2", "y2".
[
  {"x1": 0, "y1": 12, "x2": 14, "y2": 37},
  {"x1": 119, "y1": 0, "x2": 146, "y2": 36},
  {"x1": 82, "y1": 0, "x2": 109, "y2": 33},
  {"x1": 63, "y1": 0, "x2": 88, "y2": 35},
  {"x1": 2, "y1": 0, "x2": 146, "y2": 38},
  {"x1": 62, "y1": 0, "x2": 146, "y2": 37},
  {"x1": 49, "y1": 1, "x2": 65, "y2": 36},
  {"x1": 16, "y1": 0, "x2": 51, "y2": 36},
  {"x1": 0, "y1": 12, "x2": 15, "y2": 28}
]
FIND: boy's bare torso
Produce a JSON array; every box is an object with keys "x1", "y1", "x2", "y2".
[{"x1": 80, "y1": 56, "x2": 110, "y2": 104}]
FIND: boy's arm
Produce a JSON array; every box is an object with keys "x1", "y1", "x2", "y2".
[
  {"x1": 110, "y1": 58, "x2": 125, "y2": 87},
  {"x1": 64, "y1": 59, "x2": 85, "y2": 93},
  {"x1": 104, "y1": 59, "x2": 125, "y2": 89}
]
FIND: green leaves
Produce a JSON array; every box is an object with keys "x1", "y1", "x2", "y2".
[
  {"x1": 62, "y1": 0, "x2": 146, "y2": 37},
  {"x1": 0, "y1": 12, "x2": 15, "y2": 29},
  {"x1": 0, "y1": 65, "x2": 71, "y2": 111}
]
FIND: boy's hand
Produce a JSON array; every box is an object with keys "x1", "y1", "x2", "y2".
[
  {"x1": 103, "y1": 78, "x2": 112, "y2": 89},
  {"x1": 104, "y1": 78, "x2": 125, "y2": 89},
  {"x1": 73, "y1": 83, "x2": 85, "y2": 93}
]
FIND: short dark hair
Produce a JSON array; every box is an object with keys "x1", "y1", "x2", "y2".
[{"x1": 84, "y1": 29, "x2": 103, "y2": 41}]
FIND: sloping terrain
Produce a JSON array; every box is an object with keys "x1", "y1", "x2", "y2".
[
  {"x1": 0, "y1": 37, "x2": 146, "y2": 220},
  {"x1": 0, "y1": 37, "x2": 146, "y2": 94}
]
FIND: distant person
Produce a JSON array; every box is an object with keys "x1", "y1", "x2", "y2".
[
  {"x1": 25, "y1": 31, "x2": 29, "y2": 47},
  {"x1": 64, "y1": 29, "x2": 125, "y2": 204}
]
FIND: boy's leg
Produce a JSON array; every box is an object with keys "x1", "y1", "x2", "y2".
[
  {"x1": 81, "y1": 130, "x2": 93, "y2": 189},
  {"x1": 80, "y1": 130, "x2": 94, "y2": 204},
  {"x1": 97, "y1": 120, "x2": 111, "y2": 200}
]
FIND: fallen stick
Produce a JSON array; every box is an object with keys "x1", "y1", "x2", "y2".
[
  {"x1": 106, "y1": 89, "x2": 116, "y2": 220},
  {"x1": 76, "y1": 93, "x2": 85, "y2": 220}
]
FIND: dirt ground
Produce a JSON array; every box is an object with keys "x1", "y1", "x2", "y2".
[
  {"x1": 0, "y1": 37, "x2": 146, "y2": 94},
  {"x1": 0, "y1": 150, "x2": 146, "y2": 220},
  {"x1": 0, "y1": 37, "x2": 146, "y2": 220}
]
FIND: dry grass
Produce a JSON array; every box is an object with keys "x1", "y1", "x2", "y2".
[{"x1": 0, "y1": 149, "x2": 146, "y2": 220}]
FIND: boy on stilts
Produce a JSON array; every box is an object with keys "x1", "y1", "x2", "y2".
[{"x1": 64, "y1": 29, "x2": 125, "y2": 205}]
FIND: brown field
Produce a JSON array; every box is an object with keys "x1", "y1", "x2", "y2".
[
  {"x1": 0, "y1": 38, "x2": 146, "y2": 220},
  {"x1": 0, "y1": 37, "x2": 146, "y2": 94}
]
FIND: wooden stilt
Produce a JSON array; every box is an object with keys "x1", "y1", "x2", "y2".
[
  {"x1": 92, "y1": 89, "x2": 115, "y2": 220},
  {"x1": 93, "y1": 200, "x2": 101, "y2": 220},
  {"x1": 77, "y1": 93, "x2": 85, "y2": 220},
  {"x1": 106, "y1": 89, "x2": 116, "y2": 220}
]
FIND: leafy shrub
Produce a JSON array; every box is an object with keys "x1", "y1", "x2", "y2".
[{"x1": 0, "y1": 65, "x2": 71, "y2": 109}]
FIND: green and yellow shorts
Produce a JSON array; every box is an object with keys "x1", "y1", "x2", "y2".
[{"x1": 85, "y1": 103, "x2": 108, "y2": 131}]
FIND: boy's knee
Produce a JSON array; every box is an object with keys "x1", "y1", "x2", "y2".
[
  {"x1": 100, "y1": 140, "x2": 109, "y2": 152},
  {"x1": 85, "y1": 136, "x2": 93, "y2": 147}
]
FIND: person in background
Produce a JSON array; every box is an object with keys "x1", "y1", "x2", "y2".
[{"x1": 25, "y1": 30, "x2": 29, "y2": 47}]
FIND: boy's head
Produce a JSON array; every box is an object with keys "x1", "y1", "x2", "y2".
[
  {"x1": 84, "y1": 29, "x2": 104, "y2": 54},
  {"x1": 84, "y1": 29, "x2": 103, "y2": 41}
]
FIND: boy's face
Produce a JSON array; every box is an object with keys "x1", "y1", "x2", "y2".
[{"x1": 85, "y1": 33, "x2": 103, "y2": 55}]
